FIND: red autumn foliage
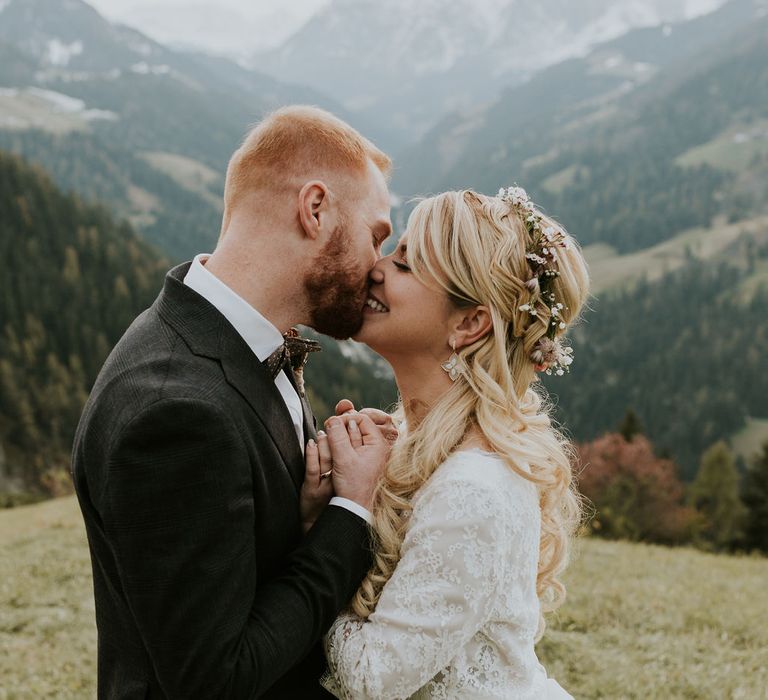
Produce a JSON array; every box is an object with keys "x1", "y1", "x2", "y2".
[{"x1": 575, "y1": 433, "x2": 697, "y2": 544}]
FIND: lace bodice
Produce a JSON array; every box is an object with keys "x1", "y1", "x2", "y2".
[{"x1": 322, "y1": 449, "x2": 570, "y2": 699}]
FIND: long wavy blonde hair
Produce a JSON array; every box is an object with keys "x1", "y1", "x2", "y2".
[{"x1": 351, "y1": 190, "x2": 590, "y2": 636}]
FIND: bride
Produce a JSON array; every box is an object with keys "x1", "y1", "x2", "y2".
[{"x1": 312, "y1": 186, "x2": 589, "y2": 699}]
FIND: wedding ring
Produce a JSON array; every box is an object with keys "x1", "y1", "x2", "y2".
[{"x1": 320, "y1": 469, "x2": 333, "y2": 480}]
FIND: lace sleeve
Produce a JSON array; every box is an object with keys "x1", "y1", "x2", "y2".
[{"x1": 323, "y1": 474, "x2": 515, "y2": 700}]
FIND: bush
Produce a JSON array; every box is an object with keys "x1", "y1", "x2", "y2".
[
  {"x1": 576, "y1": 433, "x2": 696, "y2": 544},
  {"x1": 689, "y1": 441, "x2": 746, "y2": 551},
  {"x1": 741, "y1": 441, "x2": 768, "y2": 553}
]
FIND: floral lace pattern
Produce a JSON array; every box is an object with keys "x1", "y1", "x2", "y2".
[{"x1": 322, "y1": 450, "x2": 561, "y2": 699}]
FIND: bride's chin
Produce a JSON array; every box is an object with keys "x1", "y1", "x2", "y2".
[{"x1": 352, "y1": 318, "x2": 384, "y2": 349}]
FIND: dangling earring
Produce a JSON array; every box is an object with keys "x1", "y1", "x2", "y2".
[{"x1": 441, "y1": 339, "x2": 462, "y2": 381}]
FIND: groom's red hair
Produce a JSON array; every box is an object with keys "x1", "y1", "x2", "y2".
[{"x1": 221, "y1": 105, "x2": 391, "y2": 235}]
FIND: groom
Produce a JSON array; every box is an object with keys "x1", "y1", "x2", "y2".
[{"x1": 72, "y1": 106, "x2": 393, "y2": 698}]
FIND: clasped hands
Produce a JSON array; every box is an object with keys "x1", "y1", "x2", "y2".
[{"x1": 300, "y1": 400, "x2": 398, "y2": 533}]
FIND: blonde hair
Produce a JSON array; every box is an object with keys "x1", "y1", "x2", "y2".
[
  {"x1": 221, "y1": 105, "x2": 391, "y2": 233},
  {"x1": 352, "y1": 190, "x2": 590, "y2": 637}
]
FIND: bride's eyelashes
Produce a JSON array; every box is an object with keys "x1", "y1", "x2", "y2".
[{"x1": 392, "y1": 260, "x2": 410, "y2": 272}]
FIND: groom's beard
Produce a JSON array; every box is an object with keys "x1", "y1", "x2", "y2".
[{"x1": 304, "y1": 222, "x2": 369, "y2": 340}]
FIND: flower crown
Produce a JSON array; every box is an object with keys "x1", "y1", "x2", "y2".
[{"x1": 497, "y1": 185, "x2": 574, "y2": 376}]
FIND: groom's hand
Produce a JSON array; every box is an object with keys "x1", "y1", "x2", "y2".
[
  {"x1": 325, "y1": 414, "x2": 389, "y2": 511},
  {"x1": 335, "y1": 399, "x2": 398, "y2": 444}
]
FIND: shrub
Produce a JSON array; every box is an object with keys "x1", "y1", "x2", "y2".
[{"x1": 576, "y1": 433, "x2": 696, "y2": 544}]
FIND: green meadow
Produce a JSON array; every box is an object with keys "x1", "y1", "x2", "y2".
[
  {"x1": 1, "y1": 497, "x2": 766, "y2": 700},
  {"x1": 674, "y1": 122, "x2": 768, "y2": 173},
  {"x1": 581, "y1": 216, "x2": 768, "y2": 296}
]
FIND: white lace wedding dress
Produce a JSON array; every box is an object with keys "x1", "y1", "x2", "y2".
[{"x1": 322, "y1": 449, "x2": 573, "y2": 699}]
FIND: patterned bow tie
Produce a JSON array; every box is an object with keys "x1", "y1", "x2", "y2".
[{"x1": 262, "y1": 328, "x2": 322, "y2": 380}]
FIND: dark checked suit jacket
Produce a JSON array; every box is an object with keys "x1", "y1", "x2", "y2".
[{"x1": 72, "y1": 262, "x2": 372, "y2": 699}]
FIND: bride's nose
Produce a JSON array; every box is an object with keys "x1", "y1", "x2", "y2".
[{"x1": 369, "y1": 258, "x2": 386, "y2": 285}]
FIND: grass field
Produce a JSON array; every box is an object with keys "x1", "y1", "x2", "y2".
[
  {"x1": 141, "y1": 151, "x2": 224, "y2": 211},
  {"x1": 582, "y1": 216, "x2": 768, "y2": 295},
  {"x1": 675, "y1": 122, "x2": 768, "y2": 172},
  {"x1": 1, "y1": 497, "x2": 766, "y2": 699},
  {"x1": 0, "y1": 89, "x2": 90, "y2": 135}
]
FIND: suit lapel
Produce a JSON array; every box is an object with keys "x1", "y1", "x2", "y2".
[
  {"x1": 156, "y1": 263, "x2": 305, "y2": 492},
  {"x1": 218, "y1": 343, "x2": 305, "y2": 491}
]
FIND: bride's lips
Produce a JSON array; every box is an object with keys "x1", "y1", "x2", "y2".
[{"x1": 364, "y1": 292, "x2": 389, "y2": 314}]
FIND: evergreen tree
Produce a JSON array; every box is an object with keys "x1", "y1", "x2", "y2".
[
  {"x1": 689, "y1": 441, "x2": 747, "y2": 550},
  {"x1": 617, "y1": 409, "x2": 643, "y2": 442},
  {"x1": 742, "y1": 442, "x2": 768, "y2": 553}
]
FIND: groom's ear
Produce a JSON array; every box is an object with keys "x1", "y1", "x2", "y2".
[
  {"x1": 298, "y1": 180, "x2": 333, "y2": 240},
  {"x1": 453, "y1": 306, "x2": 493, "y2": 349}
]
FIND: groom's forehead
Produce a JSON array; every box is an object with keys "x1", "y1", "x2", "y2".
[
  {"x1": 363, "y1": 158, "x2": 390, "y2": 200},
  {"x1": 362, "y1": 183, "x2": 392, "y2": 231}
]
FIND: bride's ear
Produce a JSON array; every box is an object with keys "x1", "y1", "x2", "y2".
[{"x1": 452, "y1": 306, "x2": 492, "y2": 349}]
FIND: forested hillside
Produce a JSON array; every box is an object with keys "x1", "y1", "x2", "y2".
[
  {"x1": 536, "y1": 18, "x2": 768, "y2": 253},
  {"x1": 0, "y1": 151, "x2": 168, "y2": 491},
  {"x1": 545, "y1": 231, "x2": 768, "y2": 478},
  {"x1": 0, "y1": 129, "x2": 223, "y2": 259}
]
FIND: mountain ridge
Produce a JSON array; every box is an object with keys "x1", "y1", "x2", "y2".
[{"x1": 255, "y1": 0, "x2": 730, "y2": 140}]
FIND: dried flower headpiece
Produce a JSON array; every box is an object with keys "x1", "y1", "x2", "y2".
[{"x1": 497, "y1": 185, "x2": 574, "y2": 376}]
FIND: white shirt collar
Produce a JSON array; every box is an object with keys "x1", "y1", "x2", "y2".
[{"x1": 183, "y1": 254, "x2": 284, "y2": 361}]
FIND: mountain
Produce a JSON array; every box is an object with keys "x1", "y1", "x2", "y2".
[
  {"x1": 392, "y1": 0, "x2": 768, "y2": 253},
  {"x1": 90, "y1": 0, "x2": 328, "y2": 57},
  {"x1": 255, "y1": 0, "x2": 728, "y2": 141},
  {"x1": 0, "y1": 0, "x2": 397, "y2": 261}
]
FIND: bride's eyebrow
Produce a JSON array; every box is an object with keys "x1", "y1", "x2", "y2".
[{"x1": 397, "y1": 242, "x2": 408, "y2": 257}]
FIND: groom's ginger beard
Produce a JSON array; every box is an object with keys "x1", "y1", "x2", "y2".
[{"x1": 304, "y1": 219, "x2": 370, "y2": 339}]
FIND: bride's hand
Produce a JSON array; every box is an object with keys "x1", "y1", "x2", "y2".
[
  {"x1": 324, "y1": 413, "x2": 390, "y2": 511},
  {"x1": 300, "y1": 431, "x2": 334, "y2": 534},
  {"x1": 335, "y1": 399, "x2": 398, "y2": 444}
]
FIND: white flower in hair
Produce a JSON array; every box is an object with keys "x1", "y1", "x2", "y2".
[
  {"x1": 496, "y1": 182, "x2": 577, "y2": 377},
  {"x1": 525, "y1": 253, "x2": 547, "y2": 265},
  {"x1": 498, "y1": 186, "x2": 530, "y2": 207},
  {"x1": 531, "y1": 336, "x2": 574, "y2": 376}
]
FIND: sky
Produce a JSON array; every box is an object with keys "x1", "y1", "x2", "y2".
[
  {"x1": 87, "y1": 0, "x2": 330, "y2": 56},
  {"x1": 86, "y1": 0, "x2": 728, "y2": 61}
]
